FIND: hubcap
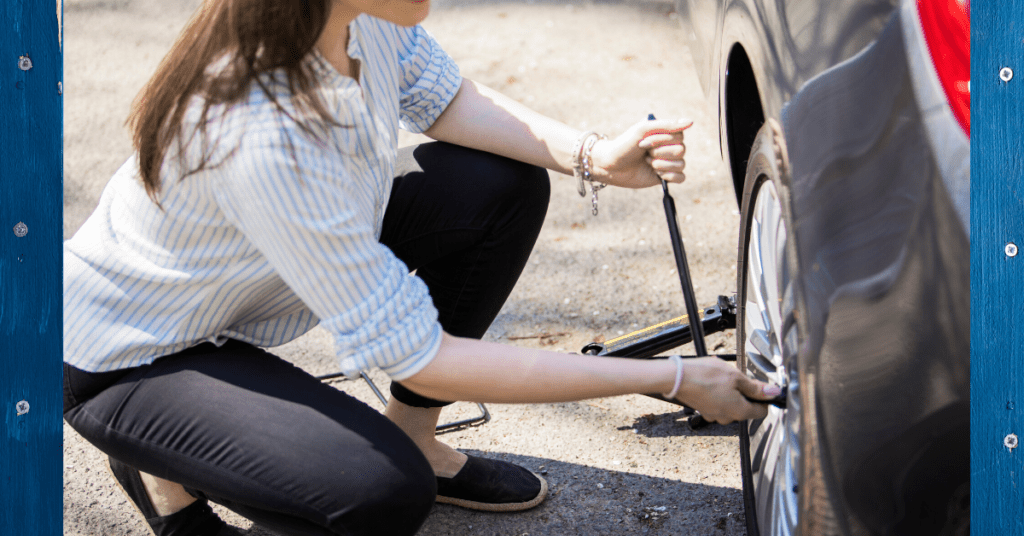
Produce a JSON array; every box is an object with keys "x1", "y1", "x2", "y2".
[{"x1": 743, "y1": 179, "x2": 801, "y2": 536}]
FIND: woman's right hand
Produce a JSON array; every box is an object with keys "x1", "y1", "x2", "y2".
[{"x1": 674, "y1": 357, "x2": 779, "y2": 424}]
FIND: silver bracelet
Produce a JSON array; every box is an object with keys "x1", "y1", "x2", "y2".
[
  {"x1": 662, "y1": 355, "x2": 684, "y2": 400},
  {"x1": 572, "y1": 131, "x2": 598, "y2": 197},
  {"x1": 581, "y1": 134, "x2": 607, "y2": 216}
]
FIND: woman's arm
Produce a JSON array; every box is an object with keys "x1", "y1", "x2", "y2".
[
  {"x1": 423, "y1": 79, "x2": 693, "y2": 189},
  {"x1": 400, "y1": 332, "x2": 776, "y2": 424}
]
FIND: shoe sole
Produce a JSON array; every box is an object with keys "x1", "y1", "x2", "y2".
[{"x1": 436, "y1": 472, "x2": 548, "y2": 512}]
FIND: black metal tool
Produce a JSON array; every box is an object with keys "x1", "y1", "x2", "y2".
[
  {"x1": 581, "y1": 295, "x2": 736, "y2": 358},
  {"x1": 650, "y1": 114, "x2": 709, "y2": 358},
  {"x1": 647, "y1": 114, "x2": 783, "y2": 424},
  {"x1": 648, "y1": 114, "x2": 712, "y2": 426}
]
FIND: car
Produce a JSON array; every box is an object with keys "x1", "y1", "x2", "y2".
[{"x1": 674, "y1": 0, "x2": 970, "y2": 534}]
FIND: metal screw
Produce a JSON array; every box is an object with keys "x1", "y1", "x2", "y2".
[
  {"x1": 16, "y1": 400, "x2": 29, "y2": 416},
  {"x1": 18, "y1": 55, "x2": 32, "y2": 71},
  {"x1": 58, "y1": 81, "x2": 62, "y2": 95},
  {"x1": 13, "y1": 222, "x2": 28, "y2": 237},
  {"x1": 1006, "y1": 242, "x2": 1018, "y2": 257},
  {"x1": 1001, "y1": 67, "x2": 1014, "y2": 82},
  {"x1": 1005, "y1": 434, "x2": 1018, "y2": 450}
]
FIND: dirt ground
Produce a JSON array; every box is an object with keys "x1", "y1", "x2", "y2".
[{"x1": 62, "y1": 0, "x2": 749, "y2": 534}]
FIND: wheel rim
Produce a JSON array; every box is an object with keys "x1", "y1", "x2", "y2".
[{"x1": 743, "y1": 178, "x2": 801, "y2": 536}]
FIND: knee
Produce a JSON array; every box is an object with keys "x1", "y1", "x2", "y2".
[
  {"x1": 484, "y1": 157, "x2": 550, "y2": 228},
  {"x1": 330, "y1": 454, "x2": 436, "y2": 536},
  {"x1": 511, "y1": 161, "x2": 551, "y2": 218},
  {"x1": 494, "y1": 157, "x2": 550, "y2": 210}
]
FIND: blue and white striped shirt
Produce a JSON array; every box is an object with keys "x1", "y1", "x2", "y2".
[{"x1": 64, "y1": 16, "x2": 462, "y2": 380}]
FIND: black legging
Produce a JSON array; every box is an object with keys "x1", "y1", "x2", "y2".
[{"x1": 63, "y1": 142, "x2": 550, "y2": 536}]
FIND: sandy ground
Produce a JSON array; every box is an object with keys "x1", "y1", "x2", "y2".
[{"x1": 62, "y1": 0, "x2": 749, "y2": 534}]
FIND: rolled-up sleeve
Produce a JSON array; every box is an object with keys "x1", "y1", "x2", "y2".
[
  {"x1": 396, "y1": 24, "x2": 462, "y2": 133},
  {"x1": 212, "y1": 127, "x2": 441, "y2": 381}
]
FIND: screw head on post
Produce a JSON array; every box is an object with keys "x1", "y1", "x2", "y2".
[
  {"x1": 15, "y1": 400, "x2": 29, "y2": 416},
  {"x1": 18, "y1": 56, "x2": 32, "y2": 71},
  {"x1": 1006, "y1": 243, "x2": 1018, "y2": 257},
  {"x1": 1001, "y1": 67, "x2": 1014, "y2": 82},
  {"x1": 1005, "y1": 434, "x2": 1018, "y2": 450}
]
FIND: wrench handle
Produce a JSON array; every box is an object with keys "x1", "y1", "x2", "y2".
[{"x1": 648, "y1": 114, "x2": 708, "y2": 356}]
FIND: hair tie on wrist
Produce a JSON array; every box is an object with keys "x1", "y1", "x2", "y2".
[{"x1": 662, "y1": 354, "x2": 684, "y2": 400}]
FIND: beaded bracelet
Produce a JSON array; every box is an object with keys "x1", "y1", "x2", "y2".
[
  {"x1": 580, "y1": 134, "x2": 607, "y2": 216},
  {"x1": 571, "y1": 131, "x2": 598, "y2": 198}
]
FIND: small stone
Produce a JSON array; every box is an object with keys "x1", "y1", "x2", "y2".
[{"x1": 597, "y1": 483, "x2": 604, "y2": 489}]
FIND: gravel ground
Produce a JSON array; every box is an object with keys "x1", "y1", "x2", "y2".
[{"x1": 62, "y1": 0, "x2": 748, "y2": 534}]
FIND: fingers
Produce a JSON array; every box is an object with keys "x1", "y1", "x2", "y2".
[
  {"x1": 718, "y1": 376, "x2": 780, "y2": 422},
  {"x1": 637, "y1": 119, "x2": 693, "y2": 137},
  {"x1": 637, "y1": 119, "x2": 691, "y2": 149},
  {"x1": 638, "y1": 120, "x2": 689, "y2": 184},
  {"x1": 738, "y1": 375, "x2": 783, "y2": 401},
  {"x1": 645, "y1": 155, "x2": 686, "y2": 183},
  {"x1": 647, "y1": 143, "x2": 685, "y2": 160},
  {"x1": 735, "y1": 399, "x2": 769, "y2": 422}
]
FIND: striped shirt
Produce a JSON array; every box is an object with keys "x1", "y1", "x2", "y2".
[{"x1": 63, "y1": 15, "x2": 462, "y2": 380}]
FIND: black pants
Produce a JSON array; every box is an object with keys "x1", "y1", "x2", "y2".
[{"x1": 63, "y1": 142, "x2": 550, "y2": 536}]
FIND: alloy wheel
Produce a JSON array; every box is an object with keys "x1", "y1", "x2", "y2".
[{"x1": 740, "y1": 177, "x2": 802, "y2": 536}]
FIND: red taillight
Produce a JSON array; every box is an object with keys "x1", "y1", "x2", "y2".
[{"x1": 917, "y1": 0, "x2": 970, "y2": 137}]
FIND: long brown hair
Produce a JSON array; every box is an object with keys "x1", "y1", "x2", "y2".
[{"x1": 129, "y1": 0, "x2": 337, "y2": 203}]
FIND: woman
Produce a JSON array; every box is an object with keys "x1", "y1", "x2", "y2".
[{"x1": 63, "y1": 0, "x2": 779, "y2": 534}]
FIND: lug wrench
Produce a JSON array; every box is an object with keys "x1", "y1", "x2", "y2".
[{"x1": 648, "y1": 115, "x2": 784, "y2": 426}]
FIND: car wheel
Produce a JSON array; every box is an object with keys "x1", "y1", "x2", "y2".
[{"x1": 736, "y1": 119, "x2": 805, "y2": 536}]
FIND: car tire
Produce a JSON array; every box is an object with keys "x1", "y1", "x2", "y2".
[{"x1": 736, "y1": 120, "x2": 838, "y2": 536}]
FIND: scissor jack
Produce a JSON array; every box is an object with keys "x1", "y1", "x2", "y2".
[{"x1": 580, "y1": 294, "x2": 738, "y2": 360}]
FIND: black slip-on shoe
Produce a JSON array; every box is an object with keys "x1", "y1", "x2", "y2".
[
  {"x1": 107, "y1": 456, "x2": 236, "y2": 536},
  {"x1": 435, "y1": 455, "x2": 548, "y2": 512}
]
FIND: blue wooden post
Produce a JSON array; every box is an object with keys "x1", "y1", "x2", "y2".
[
  {"x1": 973, "y1": 1, "x2": 1024, "y2": 534},
  {"x1": 1, "y1": 0, "x2": 63, "y2": 534}
]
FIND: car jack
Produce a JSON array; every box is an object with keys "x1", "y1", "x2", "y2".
[{"x1": 580, "y1": 295, "x2": 737, "y2": 359}]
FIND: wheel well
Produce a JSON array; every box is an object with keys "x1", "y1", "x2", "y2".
[{"x1": 724, "y1": 46, "x2": 765, "y2": 205}]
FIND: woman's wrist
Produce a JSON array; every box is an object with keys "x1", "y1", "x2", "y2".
[
  {"x1": 661, "y1": 355, "x2": 684, "y2": 399},
  {"x1": 588, "y1": 137, "x2": 613, "y2": 184}
]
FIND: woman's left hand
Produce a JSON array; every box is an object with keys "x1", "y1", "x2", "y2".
[{"x1": 590, "y1": 118, "x2": 693, "y2": 189}]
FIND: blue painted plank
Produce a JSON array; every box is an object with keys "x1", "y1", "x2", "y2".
[
  {"x1": 0, "y1": 0, "x2": 63, "y2": 534},
  {"x1": 972, "y1": 1, "x2": 1024, "y2": 534}
]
